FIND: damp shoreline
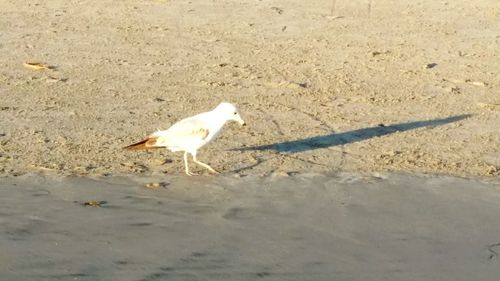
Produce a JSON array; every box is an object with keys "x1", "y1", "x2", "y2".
[{"x1": 1, "y1": 172, "x2": 500, "y2": 280}]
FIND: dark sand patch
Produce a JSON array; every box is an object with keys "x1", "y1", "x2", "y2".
[{"x1": 1, "y1": 173, "x2": 499, "y2": 280}]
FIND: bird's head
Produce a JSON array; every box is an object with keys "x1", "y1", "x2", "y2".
[{"x1": 214, "y1": 102, "x2": 246, "y2": 126}]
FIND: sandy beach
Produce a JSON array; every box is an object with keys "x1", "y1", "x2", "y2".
[
  {"x1": 0, "y1": 0, "x2": 499, "y2": 178},
  {"x1": 1, "y1": 0, "x2": 500, "y2": 280}
]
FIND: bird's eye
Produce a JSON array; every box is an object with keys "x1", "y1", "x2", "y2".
[{"x1": 233, "y1": 112, "x2": 237, "y2": 115}]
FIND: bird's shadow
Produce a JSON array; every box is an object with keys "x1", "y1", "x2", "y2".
[{"x1": 234, "y1": 114, "x2": 471, "y2": 153}]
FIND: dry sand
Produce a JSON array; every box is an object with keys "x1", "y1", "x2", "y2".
[
  {"x1": 1, "y1": 173, "x2": 500, "y2": 280},
  {"x1": 0, "y1": 0, "x2": 499, "y2": 178}
]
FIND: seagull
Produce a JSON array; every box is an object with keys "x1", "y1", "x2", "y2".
[{"x1": 124, "y1": 102, "x2": 245, "y2": 176}]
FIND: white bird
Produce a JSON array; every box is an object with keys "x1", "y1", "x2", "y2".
[{"x1": 124, "y1": 102, "x2": 245, "y2": 176}]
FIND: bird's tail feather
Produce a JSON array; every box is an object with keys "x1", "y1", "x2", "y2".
[{"x1": 123, "y1": 137, "x2": 161, "y2": 150}]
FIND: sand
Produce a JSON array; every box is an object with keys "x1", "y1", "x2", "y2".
[
  {"x1": 0, "y1": 0, "x2": 499, "y2": 178},
  {"x1": 1, "y1": 172, "x2": 500, "y2": 280},
  {"x1": 1, "y1": 1, "x2": 500, "y2": 280}
]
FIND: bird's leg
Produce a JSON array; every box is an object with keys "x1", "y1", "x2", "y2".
[
  {"x1": 184, "y1": 151, "x2": 197, "y2": 176},
  {"x1": 192, "y1": 153, "x2": 220, "y2": 174}
]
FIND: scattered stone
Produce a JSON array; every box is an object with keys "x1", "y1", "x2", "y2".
[
  {"x1": 271, "y1": 7, "x2": 283, "y2": 14},
  {"x1": 247, "y1": 155, "x2": 258, "y2": 164},
  {"x1": 286, "y1": 82, "x2": 308, "y2": 89},
  {"x1": 447, "y1": 86, "x2": 461, "y2": 94},
  {"x1": 272, "y1": 171, "x2": 290, "y2": 177},
  {"x1": 371, "y1": 172, "x2": 388, "y2": 179},
  {"x1": 145, "y1": 182, "x2": 168, "y2": 189},
  {"x1": 487, "y1": 166, "x2": 498, "y2": 175},
  {"x1": 76, "y1": 200, "x2": 107, "y2": 207},
  {"x1": 425, "y1": 63, "x2": 437, "y2": 69},
  {"x1": 371, "y1": 50, "x2": 390, "y2": 56}
]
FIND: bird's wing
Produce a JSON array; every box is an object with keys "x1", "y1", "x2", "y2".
[{"x1": 152, "y1": 117, "x2": 210, "y2": 148}]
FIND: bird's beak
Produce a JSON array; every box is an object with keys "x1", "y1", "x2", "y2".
[{"x1": 235, "y1": 114, "x2": 246, "y2": 126}]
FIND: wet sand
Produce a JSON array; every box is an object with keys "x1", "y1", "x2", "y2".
[{"x1": 1, "y1": 173, "x2": 500, "y2": 280}]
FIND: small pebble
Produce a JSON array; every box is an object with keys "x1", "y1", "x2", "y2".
[
  {"x1": 425, "y1": 63, "x2": 437, "y2": 69},
  {"x1": 145, "y1": 182, "x2": 168, "y2": 189}
]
